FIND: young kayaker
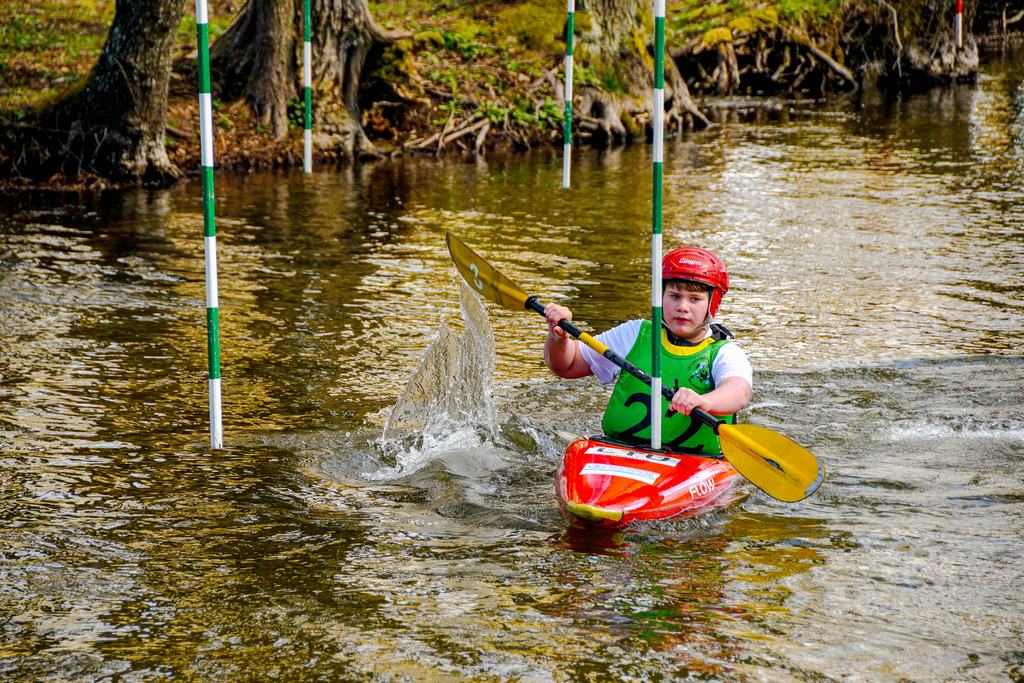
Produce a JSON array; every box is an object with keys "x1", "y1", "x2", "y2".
[{"x1": 542, "y1": 247, "x2": 751, "y2": 454}]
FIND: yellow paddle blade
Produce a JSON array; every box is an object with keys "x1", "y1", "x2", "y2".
[
  {"x1": 718, "y1": 424, "x2": 825, "y2": 502},
  {"x1": 445, "y1": 232, "x2": 530, "y2": 311}
]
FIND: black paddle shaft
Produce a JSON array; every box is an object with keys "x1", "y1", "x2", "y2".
[{"x1": 524, "y1": 296, "x2": 722, "y2": 431}]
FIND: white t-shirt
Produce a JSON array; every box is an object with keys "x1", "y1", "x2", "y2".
[{"x1": 579, "y1": 319, "x2": 753, "y2": 389}]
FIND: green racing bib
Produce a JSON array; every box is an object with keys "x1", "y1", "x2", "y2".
[{"x1": 601, "y1": 320, "x2": 735, "y2": 454}]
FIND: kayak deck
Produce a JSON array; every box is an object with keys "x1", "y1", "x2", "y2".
[{"x1": 557, "y1": 437, "x2": 740, "y2": 528}]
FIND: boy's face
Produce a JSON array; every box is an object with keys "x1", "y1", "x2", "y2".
[{"x1": 663, "y1": 283, "x2": 711, "y2": 341}]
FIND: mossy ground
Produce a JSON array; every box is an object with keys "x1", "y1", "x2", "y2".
[
  {"x1": 668, "y1": 0, "x2": 844, "y2": 42},
  {"x1": 0, "y1": 1, "x2": 112, "y2": 114}
]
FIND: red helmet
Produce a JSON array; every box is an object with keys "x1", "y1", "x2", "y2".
[{"x1": 662, "y1": 247, "x2": 729, "y2": 316}]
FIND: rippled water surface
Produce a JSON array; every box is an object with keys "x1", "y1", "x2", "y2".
[{"x1": 1, "y1": 51, "x2": 1022, "y2": 680}]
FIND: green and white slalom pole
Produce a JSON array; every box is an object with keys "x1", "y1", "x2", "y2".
[
  {"x1": 303, "y1": 0, "x2": 312, "y2": 173},
  {"x1": 650, "y1": 0, "x2": 666, "y2": 450},
  {"x1": 562, "y1": 0, "x2": 575, "y2": 188},
  {"x1": 195, "y1": 0, "x2": 223, "y2": 449}
]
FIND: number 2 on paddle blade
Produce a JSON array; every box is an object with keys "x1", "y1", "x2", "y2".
[{"x1": 468, "y1": 262, "x2": 485, "y2": 292}]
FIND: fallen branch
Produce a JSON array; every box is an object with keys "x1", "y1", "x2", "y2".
[
  {"x1": 435, "y1": 109, "x2": 457, "y2": 154},
  {"x1": 542, "y1": 67, "x2": 564, "y2": 107},
  {"x1": 526, "y1": 74, "x2": 548, "y2": 95},
  {"x1": 165, "y1": 125, "x2": 189, "y2": 140},
  {"x1": 407, "y1": 132, "x2": 439, "y2": 150},
  {"x1": 442, "y1": 117, "x2": 489, "y2": 146},
  {"x1": 474, "y1": 121, "x2": 491, "y2": 154},
  {"x1": 424, "y1": 85, "x2": 453, "y2": 100}
]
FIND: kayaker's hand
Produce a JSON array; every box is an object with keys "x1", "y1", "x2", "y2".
[
  {"x1": 669, "y1": 387, "x2": 710, "y2": 416},
  {"x1": 544, "y1": 303, "x2": 572, "y2": 339}
]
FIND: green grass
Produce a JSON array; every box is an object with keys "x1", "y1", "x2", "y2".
[
  {"x1": 0, "y1": 0, "x2": 234, "y2": 113},
  {"x1": 176, "y1": 12, "x2": 234, "y2": 46},
  {"x1": 777, "y1": 0, "x2": 844, "y2": 21},
  {"x1": 0, "y1": 1, "x2": 113, "y2": 110}
]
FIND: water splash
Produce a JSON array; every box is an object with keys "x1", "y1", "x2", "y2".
[
  {"x1": 885, "y1": 421, "x2": 1024, "y2": 441},
  {"x1": 372, "y1": 281, "x2": 499, "y2": 479}
]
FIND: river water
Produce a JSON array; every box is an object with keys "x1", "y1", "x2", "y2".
[{"x1": 1, "y1": 51, "x2": 1022, "y2": 681}]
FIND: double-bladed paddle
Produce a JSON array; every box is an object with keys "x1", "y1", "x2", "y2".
[{"x1": 445, "y1": 231, "x2": 825, "y2": 503}]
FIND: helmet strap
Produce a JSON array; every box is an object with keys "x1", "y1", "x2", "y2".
[{"x1": 661, "y1": 317, "x2": 711, "y2": 346}]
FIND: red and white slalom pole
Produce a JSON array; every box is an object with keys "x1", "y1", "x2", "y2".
[{"x1": 955, "y1": 0, "x2": 963, "y2": 49}]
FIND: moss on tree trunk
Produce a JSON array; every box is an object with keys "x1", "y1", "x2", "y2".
[{"x1": 573, "y1": 0, "x2": 708, "y2": 146}]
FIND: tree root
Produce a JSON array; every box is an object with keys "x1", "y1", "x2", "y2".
[
  {"x1": 576, "y1": 88, "x2": 628, "y2": 146},
  {"x1": 1, "y1": 122, "x2": 182, "y2": 189},
  {"x1": 779, "y1": 26, "x2": 858, "y2": 88},
  {"x1": 676, "y1": 22, "x2": 859, "y2": 98}
]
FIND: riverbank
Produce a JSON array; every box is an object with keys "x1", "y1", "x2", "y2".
[{"x1": 0, "y1": 0, "x2": 1018, "y2": 191}]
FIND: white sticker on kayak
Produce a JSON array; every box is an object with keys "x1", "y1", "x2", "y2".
[
  {"x1": 584, "y1": 445, "x2": 680, "y2": 467},
  {"x1": 580, "y1": 463, "x2": 660, "y2": 485}
]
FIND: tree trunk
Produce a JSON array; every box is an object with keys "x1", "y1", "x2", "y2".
[
  {"x1": 209, "y1": 0, "x2": 403, "y2": 159},
  {"x1": 27, "y1": 0, "x2": 187, "y2": 185},
  {"x1": 573, "y1": 0, "x2": 708, "y2": 146},
  {"x1": 210, "y1": 0, "x2": 296, "y2": 139},
  {"x1": 314, "y1": 0, "x2": 399, "y2": 158}
]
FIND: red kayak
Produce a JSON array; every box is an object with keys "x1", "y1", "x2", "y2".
[{"x1": 557, "y1": 437, "x2": 741, "y2": 528}]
